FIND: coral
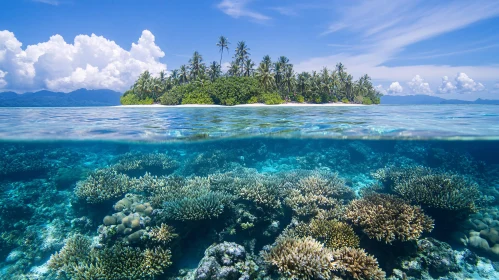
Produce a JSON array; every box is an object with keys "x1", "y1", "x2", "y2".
[
  {"x1": 147, "y1": 224, "x2": 178, "y2": 245},
  {"x1": 263, "y1": 237, "x2": 340, "y2": 280},
  {"x1": 112, "y1": 152, "x2": 179, "y2": 176},
  {"x1": 374, "y1": 166, "x2": 487, "y2": 214},
  {"x1": 345, "y1": 193, "x2": 434, "y2": 243},
  {"x1": 74, "y1": 168, "x2": 132, "y2": 203},
  {"x1": 193, "y1": 242, "x2": 258, "y2": 280},
  {"x1": 48, "y1": 235, "x2": 172, "y2": 279},
  {"x1": 239, "y1": 176, "x2": 282, "y2": 209},
  {"x1": 284, "y1": 170, "x2": 355, "y2": 217},
  {"x1": 333, "y1": 247, "x2": 385, "y2": 280},
  {"x1": 162, "y1": 191, "x2": 234, "y2": 221},
  {"x1": 289, "y1": 218, "x2": 360, "y2": 250}
]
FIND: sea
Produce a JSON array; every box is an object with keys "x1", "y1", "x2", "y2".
[{"x1": 1, "y1": 105, "x2": 499, "y2": 280}]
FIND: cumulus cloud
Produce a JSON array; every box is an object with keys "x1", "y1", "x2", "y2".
[
  {"x1": 388, "y1": 82, "x2": 403, "y2": 94},
  {"x1": 455, "y1": 72, "x2": 484, "y2": 93},
  {"x1": 0, "y1": 30, "x2": 166, "y2": 92},
  {"x1": 437, "y1": 76, "x2": 456, "y2": 94},
  {"x1": 407, "y1": 75, "x2": 432, "y2": 95}
]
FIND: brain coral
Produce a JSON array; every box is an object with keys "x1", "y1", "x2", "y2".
[{"x1": 345, "y1": 193, "x2": 434, "y2": 243}]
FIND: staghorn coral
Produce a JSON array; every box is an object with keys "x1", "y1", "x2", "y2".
[
  {"x1": 263, "y1": 237, "x2": 340, "y2": 280},
  {"x1": 147, "y1": 224, "x2": 178, "y2": 245},
  {"x1": 289, "y1": 218, "x2": 360, "y2": 250},
  {"x1": 394, "y1": 171, "x2": 485, "y2": 213},
  {"x1": 112, "y1": 152, "x2": 179, "y2": 176},
  {"x1": 333, "y1": 247, "x2": 385, "y2": 280},
  {"x1": 162, "y1": 191, "x2": 234, "y2": 221},
  {"x1": 239, "y1": 176, "x2": 282, "y2": 209},
  {"x1": 345, "y1": 193, "x2": 434, "y2": 243},
  {"x1": 74, "y1": 168, "x2": 132, "y2": 203},
  {"x1": 284, "y1": 170, "x2": 355, "y2": 217},
  {"x1": 48, "y1": 235, "x2": 172, "y2": 280}
]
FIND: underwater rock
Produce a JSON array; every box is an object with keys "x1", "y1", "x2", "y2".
[
  {"x1": 192, "y1": 242, "x2": 257, "y2": 280},
  {"x1": 396, "y1": 238, "x2": 460, "y2": 278}
]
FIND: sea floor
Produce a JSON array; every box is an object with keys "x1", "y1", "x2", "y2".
[{"x1": 1, "y1": 138, "x2": 499, "y2": 279}]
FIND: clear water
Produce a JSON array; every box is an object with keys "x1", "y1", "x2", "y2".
[{"x1": 1, "y1": 105, "x2": 499, "y2": 279}]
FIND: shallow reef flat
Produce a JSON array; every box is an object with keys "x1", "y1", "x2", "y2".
[{"x1": 1, "y1": 138, "x2": 499, "y2": 279}]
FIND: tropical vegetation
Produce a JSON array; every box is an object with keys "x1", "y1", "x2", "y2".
[{"x1": 121, "y1": 37, "x2": 382, "y2": 105}]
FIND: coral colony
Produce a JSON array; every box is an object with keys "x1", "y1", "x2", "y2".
[{"x1": 1, "y1": 139, "x2": 499, "y2": 279}]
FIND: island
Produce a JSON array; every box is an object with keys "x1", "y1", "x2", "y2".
[{"x1": 121, "y1": 36, "x2": 382, "y2": 106}]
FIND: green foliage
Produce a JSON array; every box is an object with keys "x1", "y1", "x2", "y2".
[
  {"x1": 259, "y1": 92, "x2": 284, "y2": 105},
  {"x1": 125, "y1": 36, "x2": 382, "y2": 105},
  {"x1": 120, "y1": 93, "x2": 153, "y2": 105}
]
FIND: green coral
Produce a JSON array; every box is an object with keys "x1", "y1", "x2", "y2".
[
  {"x1": 374, "y1": 166, "x2": 486, "y2": 213},
  {"x1": 48, "y1": 235, "x2": 172, "y2": 279},
  {"x1": 74, "y1": 168, "x2": 132, "y2": 203},
  {"x1": 112, "y1": 152, "x2": 179, "y2": 176}
]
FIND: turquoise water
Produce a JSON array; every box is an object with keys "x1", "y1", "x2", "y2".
[{"x1": 1, "y1": 105, "x2": 499, "y2": 279}]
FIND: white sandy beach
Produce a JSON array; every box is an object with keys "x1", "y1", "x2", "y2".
[{"x1": 118, "y1": 103, "x2": 366, "y2": 108}]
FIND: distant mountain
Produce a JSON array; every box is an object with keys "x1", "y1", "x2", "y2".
[
  {"x1": 0, "y1": 89, "x2": 122, "y2": 107},
  {"x1": 381, "y1": 95, "x2": 499, "y2": 105}
]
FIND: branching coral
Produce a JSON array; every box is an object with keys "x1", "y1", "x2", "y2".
[
  {"x1": 162, "y1": 191, "x2": 234, "y2": 221},
  {"x1": 284, "y1": 170, "x2": 355, "y2": 217},
  {"x1": 374, "y1": 166, "x2": 486, "y2": 213},
  {"x1": 291, "y1": 218, "x2": 360, "y2": 249},
  {"x1": 239, "y1": 176, "x2": 282, "y2": 209},
  {"x1": 345, "y1": 193, "x2": 434, "y2": 243},
  {"x1": 333, "y1": 247, "x2": 386, "y2": 280},
  {"x1": 74, "y1": 168, "x2": 132, "y2": 203},
  {"x1": 147, "y1": 224, "x2": 178, "y2": 245},
  {"x1": 48, "y1": 235, "x2": 172, "y2": 279},
  {"x1": 112, "y1": 152, "x2": 179, "y2": 176},
  {"x1": 263, "y1": 237, "x2": 340, "y2": 280}
]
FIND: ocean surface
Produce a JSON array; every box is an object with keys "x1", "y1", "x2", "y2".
[{"x1": 1, "y1": 105, "x2": 499, "y2": 279}]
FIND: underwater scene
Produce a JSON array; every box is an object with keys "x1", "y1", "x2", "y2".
[{"x1": 1, "y1": 107, "x2": 499, "y2": 280}]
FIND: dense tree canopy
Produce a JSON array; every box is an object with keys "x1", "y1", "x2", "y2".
[{"x1": 121, "y1": 36, "x2": 382, "y2": 105}]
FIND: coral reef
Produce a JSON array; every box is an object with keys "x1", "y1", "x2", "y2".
[
  {"x1": 284, "y1": 170, "x2": 355, "y2": 217},
  {"x1": 333, "y1": 247, "x2": 386, "y2": 280},
  {"x1": 345, "y1": 193, "x2": 434, "y2": 243},
  {"x1": 263, "y1": 237, "x2": 340, "y2": 279},
  {"x1": 74, "y1": 168, "x2": 132, "y2": 203},
  {"x1": 48, "y1": 235, "x2": 172, "y2": 279},
  {"x1": 190, "y1": 242, "x2": 258, "y2": 280},
  {"x1": 280, "y1": 218, "x2": 360, "y2": 249},
  {"x1": 112, "y1": 152, "x2": 179, "y2": 176}
]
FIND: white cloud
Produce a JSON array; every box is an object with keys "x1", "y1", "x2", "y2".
[
  {"x1": 0, "y1": 70, "x2": 7, "y2": 88},
  {"x1": 296, "y1": 0, "x2": 499, "y2": 91},
  {"x1": 438, "y1": 76, "x2": 456, "y2": 94},
  {"x1": 375, "y1": 84, "x2": 386, "y2": 94},
  {"x1": 455, "y1": 72, "x2": 485, "y2": 93},
  {"x1": 388, "y1": 82, "x2": 403, "y2": 94},
  {"x1": 217, "y1": 0, "x2": 271, "y2": 22},
  {"x1": 221, "y1": 62, "x2": 231, "y2": 72},
  {"x1": 0, "y1": 30, "x2": 166, "y2": 92},
  {"x1": 407, "y1": 75, "x2": 432, "y2": 95}
]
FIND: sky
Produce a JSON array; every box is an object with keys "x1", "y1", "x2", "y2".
[{"x1": 1, "y1": 0, "x2": 499, "y2": 100}]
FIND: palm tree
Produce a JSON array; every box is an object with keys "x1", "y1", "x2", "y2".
[
  {"x1": 255, "y1": 61, "x2": 275, "y2": 91},
  {"x1": 208, "y1": 61, "x2": 222, "y2": 81},
  {"x1": 227, "y1": 61, "x2": 240, "y2": 77},
  {"x1": 297, "y1": 72, "x2": 310, "y2": 96},
  {"x1": 283, "y1": 65, "x2": 295, "y2": 97},
  {"x1": 234, "y1": 41, "x2": 250, "y2": 76},
  {"x1": 243, "y1": 59, "x2": 255, "y2": 77},
  {"x1": 262, "y1": 55, "x2": 272, "y2": 70},
  {"x1": 189, "y1": 51, "x2": 204, "y2": 80},
  {"x1": 179, "y1": 65, "x2": 189, "y2": 84},
  {"x1": 216, "y1": 36, "x2": 230, "y2": 65}
]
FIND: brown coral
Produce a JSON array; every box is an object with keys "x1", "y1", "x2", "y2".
[
  {"x1": 345, "y1": 193, "x2": 434, "y2": 243},
  {"x1": 148, "y1": 224, "x2": 178, "y2": 245},
  {"x1": 284, "y1": 170, "x2": 355, "y2": 217},
  {"x1": 333, "y1": 247, "x2": 385, "y2": 280},
  {"x1": 263, "y1": 237, "x2": 340, "y2": 280}
]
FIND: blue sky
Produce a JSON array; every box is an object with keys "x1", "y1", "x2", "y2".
[{"x1": 1, "y1": 0, "x2": 499, "y2": 99}]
